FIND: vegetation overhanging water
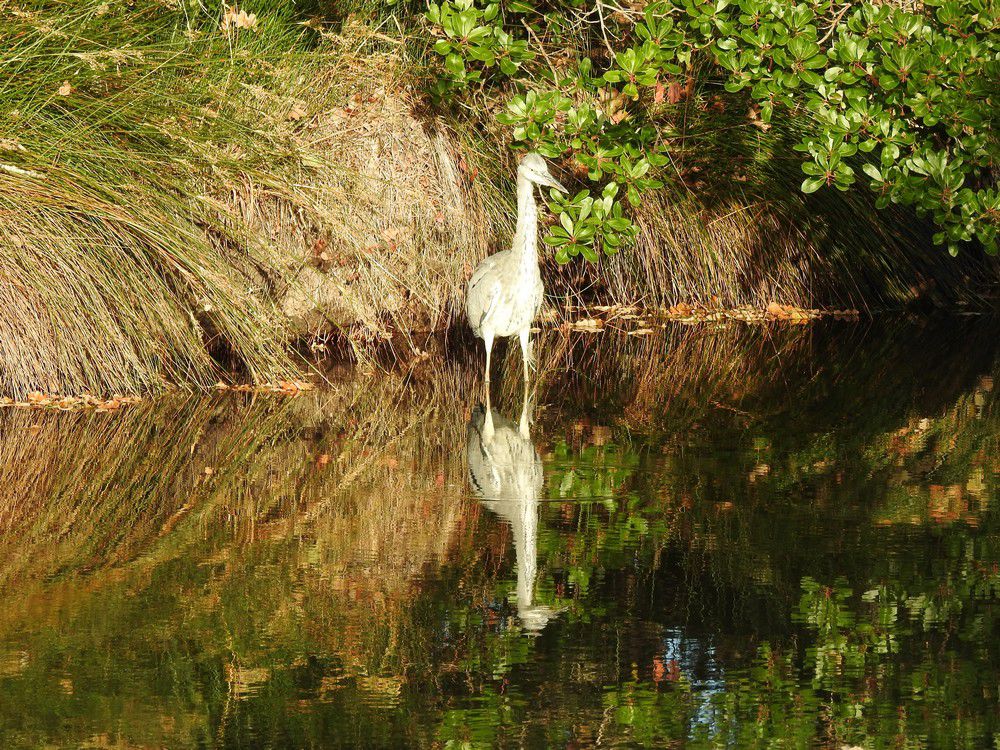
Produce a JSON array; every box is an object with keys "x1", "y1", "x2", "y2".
[{"x1": 0, "y1": 317, "x2": 997, "y2": 748}]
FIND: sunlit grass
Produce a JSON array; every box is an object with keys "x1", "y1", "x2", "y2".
[{"x1": 0, "y1": 0, "x2": 324, "y2": 395}]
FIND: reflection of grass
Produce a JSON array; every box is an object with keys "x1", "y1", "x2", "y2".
[
  {"x1": 0, "y1": 325, "x2": 997, "y2": 748},
  {"x1": 0, "y1": 361, "x2": 490, "y2": 747}
]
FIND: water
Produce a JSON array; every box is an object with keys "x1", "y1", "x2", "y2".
[{"x1": 0, "y1": 318, "x2": 997, "y2": 749}]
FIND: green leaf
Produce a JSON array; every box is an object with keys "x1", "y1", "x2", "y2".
[
  {"x1": 444, "y1": 53, "x2": 465, "y2": 76},
  {"x1": 801, "y1": 176, "x2": 825, "y2": 193},
  {"x1": 862, "y1": 164, "x2": 882, "y2": 181}
]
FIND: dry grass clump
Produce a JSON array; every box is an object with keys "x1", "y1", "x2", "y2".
[
  {"x1": 0, "y1": 3, "x2": 498, "y2": 396},
  {"x1": 0, "y1": 0, "x2": 321, "y2": 397},
  {"x1": 609, "y1": 184, "x2": 996, "y2": 312},
  {"x1": 228, "y1": 25, "x2": 494, "y2": 349},
  {"x1": 0, "y1": 175, "x2": 292, "y2": 396}
]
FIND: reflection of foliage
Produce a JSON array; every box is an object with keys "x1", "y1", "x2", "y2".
[
  {"x1": 695, "y1": 564, "x2": 1000, "y2": 748},
  {"x1": 468, "y1": 321, "x2": 1000, "y2": 747},
  {"x1": 0, "y1": 324, "x2": 998, "y2": 748}
]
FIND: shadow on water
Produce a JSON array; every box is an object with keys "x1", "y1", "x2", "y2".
[{"x1": 0, "y1": 316, "x2": 997, "y2": 748}]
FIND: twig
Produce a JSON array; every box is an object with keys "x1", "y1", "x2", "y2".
[
  {"x1": 0, "y1": 163, "x2": 44, "y2": 179},
  {"x1": 595, "y1": 0, "x2": 616, "y2": 61},
  {"x1": 521, "y1": 19, "x2": 560, "y2": 84},
  {"x1": 819, "y1": 3, "x2": 850, "y2": 45}
]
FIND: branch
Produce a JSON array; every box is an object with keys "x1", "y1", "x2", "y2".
[
  {"x1": 521, "y1": 19, "x2": 561, "y2": 84},
  {"x1": 819, "y1": 3, "x2": 850, "y2": 46},
  {"x1": 595, "y1": 0, "x2": 616, "y2": 61}
]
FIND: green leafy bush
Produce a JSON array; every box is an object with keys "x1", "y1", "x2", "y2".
[{"x1": 426, "y1": 0, "x2": 998, "y2": 259}]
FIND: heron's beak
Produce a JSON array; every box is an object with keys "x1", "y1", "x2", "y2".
[{"x1": 543, "y1": 174, "x2": 568, "y2": 193}]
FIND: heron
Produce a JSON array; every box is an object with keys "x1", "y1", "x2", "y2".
[
  {"x1": 466, "y1": 396, "x2": 559, "y2": 634},
  {"x1": 466, "y1": 152, "x2": 567, "y2": 395}
]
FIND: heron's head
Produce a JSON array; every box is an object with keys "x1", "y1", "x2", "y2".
[{"x1": 518, "y1": 152, "x2": 568, "y2": 193}]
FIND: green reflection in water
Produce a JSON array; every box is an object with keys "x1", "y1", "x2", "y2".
[{"x1": 0, "y1": 319, "x2": 997, "y2": 749}]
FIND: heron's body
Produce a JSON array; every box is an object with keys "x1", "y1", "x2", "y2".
[
  {"x1": 467, "y1": 404, "x2": 556, "y2": 633},
  {"x1": 466, "y1": 153, "x2": 566, "y2": 388},
  {"x1": 466, "y1": 176, "x2": 544, "y2": 340}
]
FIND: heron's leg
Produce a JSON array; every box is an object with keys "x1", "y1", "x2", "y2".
[
  {"x1": 484, "y1": 403, "x2": 495, "y2": 441},
  {"x1": 518, "y1": 328, "x2": 532, "y2": 385},
  {"x1": 483, "y1": 330, "x2": 494, "y2": 386},
  {"x1": 518, "y1": 386, "x2": 531, "y2": 439}
]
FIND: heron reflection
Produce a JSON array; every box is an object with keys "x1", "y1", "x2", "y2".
[{"x1": 466, "y1": 397, "x2": 558, "y2": 634}]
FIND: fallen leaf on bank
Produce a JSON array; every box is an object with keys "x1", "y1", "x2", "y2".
[
  {"x1": 766, "y1": 302, "x2": 821, "y2": 321},
  {"x1": 227, "y1": 380, "x2": 315, "y2": 394},
  {"x1": 766, "y1": 302, "x2": 787, "y2": 317},
  {"x1": 570, "y1": 318, "x2": 603, "y2": 332},
  {"x1": 627, "y1": 328, "x2": 655, "y2": 336},
  {"x1": 57, "y1": 81, "x2": 72, "y2": 96},
  {"x1": 666, "y1": 302, "x2": 694, "y2": 317},
  {"x1": 221, "y1": 5, "x2": 258, "y2": 32}
]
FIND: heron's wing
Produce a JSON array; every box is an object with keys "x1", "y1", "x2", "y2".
[
  {"x1": 466, "y1": 253, "x2": 508, "y2": 333},
  {"x1": 469, "y1": 253, "x2": 501, "y2": 287}
]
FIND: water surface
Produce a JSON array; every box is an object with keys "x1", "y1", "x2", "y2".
[{"x1": 0, "y1": 319, "x2": 997, "y2": 748}]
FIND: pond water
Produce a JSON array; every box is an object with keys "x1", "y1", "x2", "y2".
[{"x1": 0, "y1": 318, "x2": 997, "y2": 749}]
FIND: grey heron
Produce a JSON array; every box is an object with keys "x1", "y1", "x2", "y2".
[
  {"x1": 466, "y1": 153, "x2": 567, "y2": 394},
  {"x1": 466, "y1": 396, "x2": 559, "y2": 634}
]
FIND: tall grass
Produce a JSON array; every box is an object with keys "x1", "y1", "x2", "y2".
[
  {"x1": 0, "y1": 0, "x2": 353, "y2": 395},
  {"x1": 0, "y1": 1, "x2": 507, "y2": 394}
]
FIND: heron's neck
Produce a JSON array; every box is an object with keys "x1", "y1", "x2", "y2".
[
  {"x1": 513, "y1": 174, "x2": 538, "y2": 267},
  {"x1": 513, "y1": 498, "x2": 539, "y2": 609}
]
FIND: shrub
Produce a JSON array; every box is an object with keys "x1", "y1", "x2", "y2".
[{"x1": 426, "y1": 0, "x2": 999, "y2": 259}]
